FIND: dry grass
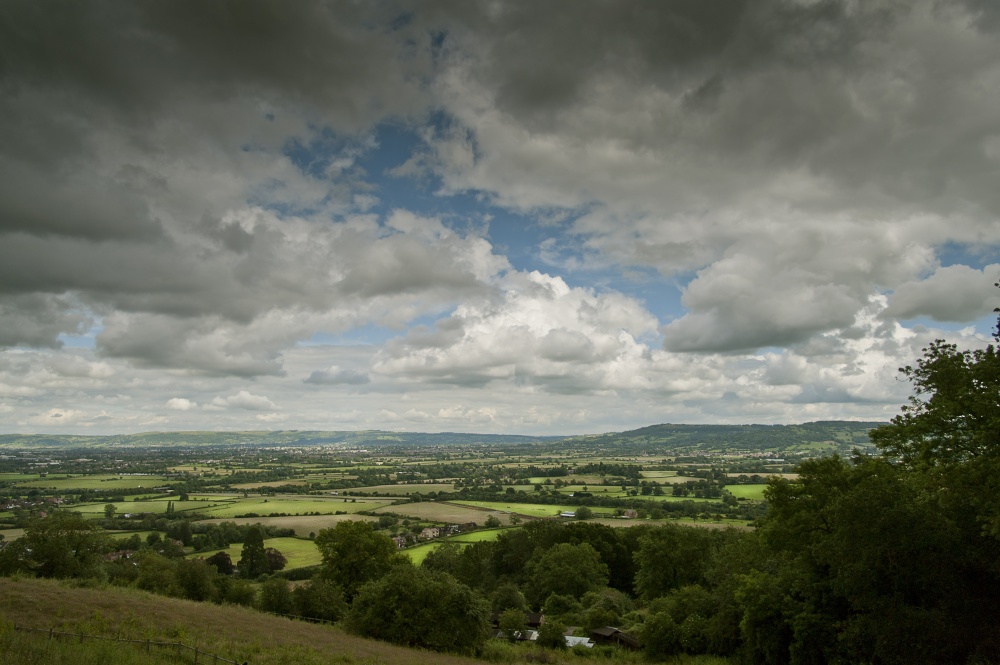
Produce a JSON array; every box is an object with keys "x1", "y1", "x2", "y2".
[{"x1": 0, "y1": 577, "x2": 481, "y2": 665}]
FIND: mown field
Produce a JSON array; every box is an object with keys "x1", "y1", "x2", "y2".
[
  {"x1": 724, "y1": 484, "x2": 769, "y2": 500},
  {"x1": 12, "y1": 475, "x2": 173, "y2": 491},
  {"x1": 188, "y1": 536, "x2": 323, "y2": 570},
  {"x1": 372, "y1": 501, "x2": 513, "y2": 524},
  {"x1": 351, "y1": 483, "x2": 458, "y2": 495},
  {"x1": 401, "y1": 528, "x2": 509, "y2": 564},
  {"x1": 197, "y1": 513, "x2": 377, "y2": 537}
]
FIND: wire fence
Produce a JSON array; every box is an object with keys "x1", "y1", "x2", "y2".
[{"x1": 11, "y1": 624, "x2": 246, "y2": 664}]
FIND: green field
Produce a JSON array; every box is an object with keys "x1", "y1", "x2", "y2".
[
  {"x1": 724, "y1": 484, "x2": 769, "y2": 500},
  {"x1": 451, "y1": 500, "x2": 592, "y2": 518},
  {"x1": 351, "y1": 483, "x2": 457, "y2": 495},
  {"x1": 198, "y1": 513, "x2": 376, "y2": 536},
  {"x1": 400, "y1": 528, "x2": 508, "y2": 564},
  {"x1": 192, "y1": 497, "x2": 394, "y2": 518},
  {"x1": 372, "y1": 501, "x2": 512, "y2": 524},
  {"x1": 13, "y1": 474, "x2": 174, "y2": 491},
  {"x1": 190, "y1": 536, "x2": 323, "y2": 570}
]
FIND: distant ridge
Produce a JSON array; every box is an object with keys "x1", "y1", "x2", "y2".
[{"x1": 0, "y1": 421, "x2": 885, "y2": 453}]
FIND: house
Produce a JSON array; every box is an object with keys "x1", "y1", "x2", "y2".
[
  {"x1": 419, "y1": 527, "x2": 440, "y2": 540},
  {"x1": 622, "y1": 509, "x2": 638, "y2": 519},
  {"x1": 590, "y1": 626, "x2": 641, "y2": 650},
  {"x1": 391, "y1": 536, "x2": 407, "y2": 549}
]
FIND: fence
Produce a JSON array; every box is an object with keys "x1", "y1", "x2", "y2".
[{"x1": 11, "y1": 624, "x2": 246, "y2": 664}]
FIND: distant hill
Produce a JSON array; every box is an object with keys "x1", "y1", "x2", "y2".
[
  {"x1": 555, "y1": 420, "x2": 885, "y2": 455},
  {"x1": 0, "y1": 429, "x2": 564, "y2": 449},
  {"x1": 0, "y1": 421, "x2": 885, "y2": 455}
]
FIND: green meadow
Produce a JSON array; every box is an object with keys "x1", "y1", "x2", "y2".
[
  {"x1": 13, "y1": 475, "x2": 173, "y2": 491},
  {"x1": 189, "y1": 536, "x2": 323, "y2": 570},
  {"x1": 724, "y1": 484, "x2": 769, "y2": 500}
]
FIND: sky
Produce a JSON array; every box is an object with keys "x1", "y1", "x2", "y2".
[{"x1": 1, "y1": 0, "x2": 999, "y2": 436}]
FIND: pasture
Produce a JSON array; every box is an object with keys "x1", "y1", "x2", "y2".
[
  {"x1": 372, "y1": 501, "x2": 511, "y2": 524},
  {"x1": 192, "y1": 496, "x2": 395, "y2": 518},
  {"x1": 724, "y1": 484, "x2": 769, "y2": 500},
  {"x1": 350, "y1": 483, "x2": 457, "y2": 496},
  {"x1": 13, "y1": 474, "x2": 173, "y2": 491},
  {"x1": 451, "y1": 500, "x2": 586, "y2": 518},
  {"x1": 198, "y1": 513, "x2": 376, "y2": 537},
  {"x1": 189, "y1": 536, "x2": 323, "y2": 570}
]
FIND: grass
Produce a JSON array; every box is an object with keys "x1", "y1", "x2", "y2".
[
  {"x1": 72, "y1": 500, "x2": 230, "y2": 517},
  {"x1": 0, "y1": 577, "x2": 481, "y2": 665},
  {"x1": 372, "y1": 501, "x2": 514, "y2": 524},
  {"x1": 13, "y1": 475, "x2": 174, "y2": 491},
  {"x1": 401, "y1": 529, "x2": 507, "y2": 564},
  {"x1": 351, "y1": 483, "x2": 458, "y2": 495},
  {"x1": 189, "y1": 536, "x2": 323, "y2": 570},
  {"x1": 197, "y1": 513, "x2": 377, "y2": 537},
  {"x1": 193, "y1": 497, "x2": 392, "y2": 518},
  {"x1": 723, "y1": 485, "x2": 769, "y2": 500},
  {"x1": 450, "y1": 501, "x2": 587, "y2": 518}
]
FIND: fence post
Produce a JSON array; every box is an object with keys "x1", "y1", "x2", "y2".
[
  {"x1": 195, "y1": 646, "x2": 199, "y2": 663},
  {"x1": 146, "y1": 639, "x2": 150, "y2": 653},
  {"x1": 48, "y1": 627, "x2": 53, "y2": 641}
]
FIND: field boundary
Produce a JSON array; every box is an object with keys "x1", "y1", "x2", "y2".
[{"x1": 11, "y1": 624, "x2": 245, "y2": 664}]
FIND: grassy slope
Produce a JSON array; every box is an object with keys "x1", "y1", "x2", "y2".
[{"x1": 0, "y1": 577, "x2": 480, "y2": 665}]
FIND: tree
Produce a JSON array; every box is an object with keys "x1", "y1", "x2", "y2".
[
  {"x1": 4, "y1": 511, "x2": 113, "y2": 579},
  {"x1": 574, "y1": 506, "x2": 593, "y2": 520},
  {"x1": 524, "y1": 542, "x2": 609, "y2": 607},
  {"x1": 292, "y1": 576, "x2": 348, "y2": 622},
  {"x1": 264, "y1": 546, "x2": 287, "y2": 573},
  {"x1": 103, "y1": 503, "x2": 117, "y2": 520},
  {"x1": 484, "y1": 514, "x2": 502, "y2": 528},
  {"x1": 498, "y1": 607, "x2": 527, "y2": 642},
  {"x1": 642, "y1": 611, "x2": 682, "y2": 661},
  {"x1": 633, "y1": 525, "x2": 718, "y2": 600},
  {"x1": 345, "y1": 566, "x2": 490, "y2": 654},
  {"x1": 238, "y1": 525, "x2": 269, "y2": 578},
  {"x1": 536, "y1": 619, "x2": 568, "y2": 650},
  {"x1": 205, "y1": 551, "x2": 235, "y2": 576},
  {"x1": 175, "y1": 557, "x2": 216, "y2": 602},
  {"x1": 259, "y1": 577, "x2": 293, "y2": 614},
  {"x1": 490, "y1": 582, "x2": 527, "y2": 613},
  {"x1": 315, "y1": 520, "x2": 402, "y2": 600}
]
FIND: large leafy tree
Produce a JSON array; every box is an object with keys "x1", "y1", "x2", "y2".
[
  {"x1": 751, "y1": 290, "x2": 1000, "y2": 664},
  {"x1": 345, "y1": 565, "x2": 490, "y2": 654},
  {"x1": 314, "y1": 520, "x2": 403, "y2": 600},
  {"x1": 237, "y1": 524, "x2": 269, "y2": 579},
  {"x1": 0, "y1": 510, "x2": 112, "y2": 579},
  {"x1": 524, "y1": 541, "x2": 608, "y2": 607}
]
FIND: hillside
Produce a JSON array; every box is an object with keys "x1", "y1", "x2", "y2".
[
  {"x1": 557, "y1": 420, "x2": 883, "y2": 455},
  {"x1": 0, "y1": 577, "x2": 481, "y2": 665}
]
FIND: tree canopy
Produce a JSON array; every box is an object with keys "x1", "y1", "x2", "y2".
[
  {"x1": 315, "y1": 520, "x2": 403, "y2": 600},
  {"x1": 345, "y1": 565, "x2": 490, "y2": 654}
]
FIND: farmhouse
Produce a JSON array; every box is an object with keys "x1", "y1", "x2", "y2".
[{"x1": 590, "y1": 626, "x2": 640, "y2": 650}]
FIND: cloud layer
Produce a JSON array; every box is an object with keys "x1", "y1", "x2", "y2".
[{"x1": 0, "y1": 0, "x2": 998, "y2": 434}]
